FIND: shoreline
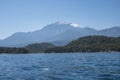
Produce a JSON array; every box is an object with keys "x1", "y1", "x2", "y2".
[{"x1": 0, "y1": 51, "x2": 120, "y2": 54}]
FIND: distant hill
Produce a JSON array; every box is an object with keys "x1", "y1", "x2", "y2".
[
  {"x1": 96, "y1": 26, "x2": 120, "y2": 37},
  {"x1": 25, "y1": 42, "x2": 55, "y2": 53},
  {"x1": 45, "y1": 36, "x2": 120, "y2": 53},
  {"x1": 0, "y1": 21, "x2": 120, "y2": 47},
  {"x1": 0, "y1": 42, "x2": 55, "y2": 53},
  {"x1": 0, "y1": 36, "x2": 120, "y2": 53}
]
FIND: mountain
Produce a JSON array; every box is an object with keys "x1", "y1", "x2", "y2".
[
  {"x1": 25, "y1": 42, "x2": 55, "y2": 53},
  {"x1": 96, "y1": 26, "x2": 120, "y2": 37},
  {"x1": 0, "y1": 21, "x2": 120, "y2": 47},
  {"x1": 0, "y1": 21, "x2": 96, "y2": 47},
  {"x1": 45, "y1": 36, "x2": 120, "y2": 53},
  {"x1": 53, "y1": 27, "x2": 96, "y2": 41}
]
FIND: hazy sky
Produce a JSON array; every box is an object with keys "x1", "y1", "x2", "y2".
[{"x1": 0, "y1": 0, "x2": 120, "y2": 39}]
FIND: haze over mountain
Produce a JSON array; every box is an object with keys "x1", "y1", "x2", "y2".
[{"x1": 0, "y1": 21, "x2": 120, "y2": 47}]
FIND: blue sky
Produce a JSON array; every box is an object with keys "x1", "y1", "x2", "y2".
[{"x1": 0, "y1": 0, "x2": 120, "y2": 39}]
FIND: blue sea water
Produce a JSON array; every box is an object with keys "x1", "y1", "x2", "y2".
[{"x1": 0, "y1": 52, "x2": 120, "y2": 80}]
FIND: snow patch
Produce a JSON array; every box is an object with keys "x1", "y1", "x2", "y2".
[{"x1": 70, "y1": 23, "x2": 79, "y2": 27}]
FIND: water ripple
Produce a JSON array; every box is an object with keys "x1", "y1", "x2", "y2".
[{"x1": 0, "y1": 52, "x2": 120, "y2": 80}]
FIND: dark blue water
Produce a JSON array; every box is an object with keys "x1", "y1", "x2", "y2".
[{"x1": 0, "y1": 52, "x2": 120, "y2": 80}]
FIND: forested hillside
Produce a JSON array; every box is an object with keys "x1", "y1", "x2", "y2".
[
  {"x1": 45, "y1": 36, "x2": 120, "y2": 53},
  {"x1": 0, "y1": 47, "x2": 28, "y2": 53}
]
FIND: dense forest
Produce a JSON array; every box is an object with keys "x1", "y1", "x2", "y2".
[
  {"x1": 0, "y1": 47, "x2": 28, "y2": 53},
  {"x1": 45, "y1": 36, "x2": 120, "y2": 53}
]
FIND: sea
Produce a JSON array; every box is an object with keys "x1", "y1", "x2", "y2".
[{"x1": 0, "y1": 52, "x2": 120, "y2": 80}]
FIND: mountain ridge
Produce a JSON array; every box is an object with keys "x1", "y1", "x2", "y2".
[{"x1": 0, "y1": 21, "x2": 120, "y2": 47}]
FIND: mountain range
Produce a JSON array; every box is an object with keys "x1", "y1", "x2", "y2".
[{"x1": 0, "y1": 21, "x2": 120, "y2": 47}]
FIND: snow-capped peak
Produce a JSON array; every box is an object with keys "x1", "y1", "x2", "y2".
[
  {"x1": 70, "y1": 23, "x2": 79, "y2": 27},
  {"x1": 55, "y1": 21, "x2": 67, "y2": 24},
  {"x1": 54, "y1": 21, "x2": 80, "y2": 28}
]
